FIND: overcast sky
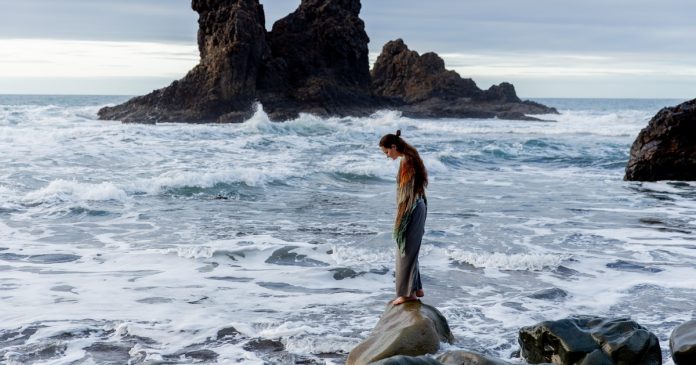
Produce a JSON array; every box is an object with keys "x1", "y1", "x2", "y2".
[{"x1": 1, "y1": 0, "x2": 694, "y2": 98}]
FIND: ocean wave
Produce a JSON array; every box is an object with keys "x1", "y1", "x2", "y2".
[
  {"x1": 23, "y1": 179, "x2": 128, "y2": 204},
  {"x1": 386, "y1": 109, "x2": 650, "y2": 137},
  {"x1": 128, "y1": 167, "x2": 298, "y2": 195},
  {"x1": 447, "y1": 249, "x2": 569, "y2": 271}
]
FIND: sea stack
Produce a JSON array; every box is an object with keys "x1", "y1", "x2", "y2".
[
  {"x1": 99, "y1": 0, "x2": 379, "y2": 124},
  {"x1": 625, "y1": 98, "x2": 696, "y2": 181},
  {"x1": 371, "y1": 39, "x2": 557, "y2": 120},
  {"x1": 98, "y1": 0, "x2": 557, "y2": 124}
]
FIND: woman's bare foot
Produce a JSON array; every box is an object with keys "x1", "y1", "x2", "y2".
[
  {"x1": 416, "y1": 289, "x2": 425, "y2": 297},
  {"x1": 392, "y1": 296, "x2": 418, "y2": 305}
]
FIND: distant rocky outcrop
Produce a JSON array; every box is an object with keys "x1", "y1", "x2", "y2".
[
  {"x1": 347, "y1": 301, "x2": 454, "y2": 365},
  {"x1": 99, "y1": 0, "x2": 269, "y2": 123},
  {"x1": 625, "y1": 98, "x2": 696, "y2": 181},
  {"x1": 670, "y1": 320, "x2": 696, "y2": 364},
  {"x1": 99, "y1": 0, "x2": 377, "y2": 124},
  {"x1": 371, "y1": 39, "x2": 556, "y2": 121},
  {"x1": 518, "y1": 316, "x2": 661, "y2": 365},
  {"x1": 98, "y1": 0, "x2": 556, "y2": 124}
]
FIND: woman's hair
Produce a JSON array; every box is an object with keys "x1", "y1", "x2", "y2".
[{"x1": 379, "y1": 130, "x2": 428, "y2": 194}]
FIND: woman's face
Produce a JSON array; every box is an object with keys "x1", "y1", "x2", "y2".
[{"x1": 381, "y1": 145, "x2": 400, "y2": 160}]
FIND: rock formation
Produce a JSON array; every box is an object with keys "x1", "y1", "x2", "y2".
[
  {"x1": 670, "y1": 320, "x2": 696, "y2": 364},
  {"x1": 99, "y1": 0, "x2": 269, "y2": 123},
  {"x1": 346, "y1": 301, "x2": 454, "y2": 365},
  {"x1": 371, "y1": 39, "x2": 556, "y2": 121},
  {"x1": 99, "y1": 0, "x2": 378, "y2": 124},
  {"x1": 257, "y1": 0, "x2": 377, "y2": 120},
  {"x1": 98, "y1": 0, "x2": 557, "y2": 124},
  {"x1": 625, "y1": 98, "x2": 696, "y2": 181},
  {"x1": 518, "y1": 316, "x2": 661, "y2": 365}
]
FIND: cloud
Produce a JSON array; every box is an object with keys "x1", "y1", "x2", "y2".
[{"x1": 0, "y1": 39, "x2": 198, "y2": 78}]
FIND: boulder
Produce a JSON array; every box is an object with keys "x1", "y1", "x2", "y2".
[
  {"x1": 370, "y1": 39, "x2": 557, "y2": 121},
  {"x1": 347, "y1": 301, "x2": 454, "y2": 365},
  {"x1": 670, "y1": 320, "x2": 696, "y2": 364},
  {"x1": 625, "y1": 98, "x2": 696, "y2": 181},
  {"x1": 518, "y1": 316, "x2": 661, "y2": 365},
  {"x1": 436, "y1": 350, "x2": 513, "y2": 365}
]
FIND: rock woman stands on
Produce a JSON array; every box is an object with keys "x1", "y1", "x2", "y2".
[{"x1": 379, "y1": 130, "x2": 428, "y2": 305}]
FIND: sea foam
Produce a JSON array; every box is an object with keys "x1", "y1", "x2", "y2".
[
  {"x1": 447, "y1": 249, "x2": 569, "y2": 271},
  {"x1": 23, "y1": 179, "x2": 128, "y2": 204}
]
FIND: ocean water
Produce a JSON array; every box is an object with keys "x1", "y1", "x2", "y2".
[{"x1": 0, "y1": 95, "x2": 693, "y2": 364}]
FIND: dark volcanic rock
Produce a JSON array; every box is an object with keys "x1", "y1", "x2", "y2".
[
  {"x1": 371, "y1": 39, "x2": 557, "y2": 121},
  {"x1": 518, "y1": 316, "x2": 661, "y2": 365},
  {"x1": 98, "y1": 1, "x2": 557, "y2": 124},
  {"x1": 670, "y1": 320, "x2": 696, "y2": 364},
  {"x1": 99, "y1": 0, "x2": 379, "y2": 124},
  {"x1": 258, "y1": 0, "x2": 377, "y2": 120},
  {"x1": 625, "y1": 98, "x2": 696, "y2": 181},
  {"x1": 99, "y1": 0, "x2": 269, "y2": 123},
  {"x1": 527, "y1": 287, "x2": 568, "y2": 301},
  {"x1": 371, "y1": 39, "x2": 480, "y2": 104}
]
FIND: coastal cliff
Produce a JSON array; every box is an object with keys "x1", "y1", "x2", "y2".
[{"x1": 98, "y1": 0, "x2": 556, "y2": 124}]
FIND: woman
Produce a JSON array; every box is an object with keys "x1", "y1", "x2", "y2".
[{"x1": 379, "y1": 130, "x2": 428, "y2": 305}]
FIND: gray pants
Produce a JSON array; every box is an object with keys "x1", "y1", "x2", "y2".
[{"x1": 395, "y1": 198, "x2": 426, "y2": 297}]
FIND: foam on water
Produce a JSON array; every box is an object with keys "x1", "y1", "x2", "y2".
[
  {"x1": 447, "y1": 249, "x2": 569, "y2": 271},
  {"x1": 0, "y1": 96, "x2": 692, "y2": 364},
  {"x1": 23, "y1": 179, "x2": 129, "y2": 204}
]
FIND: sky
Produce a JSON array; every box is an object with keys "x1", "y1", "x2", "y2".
[{"x1": 0, "y1": 0, "x2": 694, "y2": 98}]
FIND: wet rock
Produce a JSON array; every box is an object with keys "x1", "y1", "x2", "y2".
[
  {"x1": 670, "y1": 320, "x2": 696, "y2": 364},
  {"x1": 370, "y1": 354, "x2": 444, "y2": 365},
  {"x1": 528, "y1": 288, "x2": 568, "y2": 301},
  {"x1": 518, "y1": 316, "x2": 661, "y2": 365},
  {"x1": 265, "y1": 246, "x2": 329, "y2": 267},
  {"x1": 371, "y1": 39, "x2": 557, "y2": 121},
  {"x1": 330, "y1": 267, "x2": 363, "y2": 280},
  {"x1": 625, "y1": 98, "x2": 696, "y2": 181},
  {"x1": 437, "y1": 350, "x2": 512, "y2": 365},
  {"x1": 183, "y1": 349, "x2": 219, "y2": 361},
  {"x1": 243, "y1": 338, "x2": 285, "y2": 353},
  {"x1": 216, "y1": 326, "x2": 240, "y2": 340},
  {"x1": 347, "y1": 301, "x2": 454, "y2": 365},
  {"x1": 579, "y1": 349, "x2": 613, "y2": 365}
]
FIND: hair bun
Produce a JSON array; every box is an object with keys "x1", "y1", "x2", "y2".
[{"x1": 396, "y1": 129, "x2": 401, "y2": 137}]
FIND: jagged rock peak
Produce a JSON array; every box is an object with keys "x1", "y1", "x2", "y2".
[{"x1": 371, "y1": 39, "x2": 482, "y2": 104}]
